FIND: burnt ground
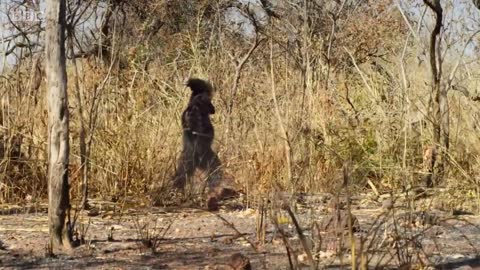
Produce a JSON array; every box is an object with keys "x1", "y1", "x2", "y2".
[{"x1": 1, "y1": 193, "x2": 480, "y2": 270}]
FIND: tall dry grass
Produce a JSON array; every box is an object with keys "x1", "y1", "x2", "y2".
[{"x1": 0, "y1": 3, "x2": 479, "y2": 215}]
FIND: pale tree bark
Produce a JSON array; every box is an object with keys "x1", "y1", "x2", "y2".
[
  {"x1": 424, "y1": 0, "x2": 449, "y2": 187},
  {"x1": 46, "y1": 0, "x2": 73, "y2": 249}
]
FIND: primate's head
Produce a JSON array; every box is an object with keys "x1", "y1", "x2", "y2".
[
  {"x1": 186, "y1": 78, "x2": 214, "y2": 99},
  {"x1": 185, "y1": 78, "x2": 215, "y2": 115}
]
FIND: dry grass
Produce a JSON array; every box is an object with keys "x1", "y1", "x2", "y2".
[{"x1": 0, "y1": 4, "x2": 479, "y2": 218}]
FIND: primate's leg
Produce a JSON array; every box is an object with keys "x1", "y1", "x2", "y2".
[
  {"x1": 198, "y1": 148, "x2": 223, "y2": 189},
  {"x1": 172, "y1": 151, "x2": 196, "y2": 190},
  {"x1": 197, "y1": 149, "x2": 224, "y2": 211}
]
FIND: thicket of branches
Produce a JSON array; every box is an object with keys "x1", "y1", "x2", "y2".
[{"x1": 1, "y1": 0, "x2": 480, "y2": 212}]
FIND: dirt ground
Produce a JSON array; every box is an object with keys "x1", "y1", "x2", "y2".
[{"x1": 1, "y1": 194, "x2": 480, "y2": 270}]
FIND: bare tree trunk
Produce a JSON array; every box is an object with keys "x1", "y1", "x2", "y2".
[
  {"x1": 424, "y1": 0, "x2": 448, "y2": 186},
  {"x1": 46, "y1": 0, "x2": 72, "y2": 250}
]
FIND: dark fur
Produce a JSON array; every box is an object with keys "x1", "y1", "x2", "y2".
[{"x1": 172, "y1": 78, "x2": 222, "y2": 190}]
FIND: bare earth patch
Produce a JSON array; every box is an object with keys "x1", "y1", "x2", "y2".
[{"x1": 1, "y1": 194, "x2": 480, "y2": 269}]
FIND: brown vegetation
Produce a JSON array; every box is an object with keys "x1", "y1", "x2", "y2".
[{"x1": 0, "y1": 0, "x2": 479, "y2": 212}]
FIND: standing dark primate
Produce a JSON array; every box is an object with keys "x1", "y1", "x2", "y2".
[{"x1": 172, "y1": 78, "x2": 222, "y2": 191}]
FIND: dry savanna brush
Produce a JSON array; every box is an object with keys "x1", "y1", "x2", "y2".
[{"x1": 1, "y1": 1, "x2": 480, "y2": 269}]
